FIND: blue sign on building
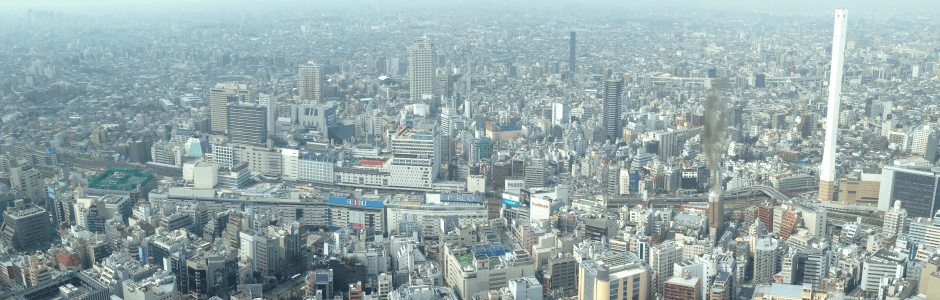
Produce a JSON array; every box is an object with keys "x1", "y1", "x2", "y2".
[
  {"x1": 502, "y1": 193, "x2": 520, "y2": 207},
  {"x1": 328, "y1": 196, "x2": 384, "y2": 208},
  {"x1": 139, "y1": 245, "x2": 148, "y2": 265}
]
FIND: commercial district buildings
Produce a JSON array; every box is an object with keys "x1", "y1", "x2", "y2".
[{"x1": 0, "y1": 3, "x2": 939, "y2": 300}]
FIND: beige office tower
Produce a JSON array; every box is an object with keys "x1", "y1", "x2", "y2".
[
  {"x1": 408, "y1": 37, "x2": 435, "y2": 102},
  {"x1": 210, "y1": 82, "x2": 253, "y2": 133},
  {"x1": 819, "y1": 9, "x2": 848, "y2": 201},
  {"x1": 299, "y1": 62, "x2": 324, "y2": 102},
  {"x1": 578, "y1": 253, "x2": 651, "y2": 300}
]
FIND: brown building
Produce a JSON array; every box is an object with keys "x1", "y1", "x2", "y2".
[
  {"x1": 710, "y1": 272, "x2": 732, "y2": 300},
  {"x1": 349, "y1": 281, "x2": 363, "y2": 300},
  {"x1": 491, "y1": 161, "x2": 511, "y2": 189},
  {"x1": 778, "y1": 208, "x2": 802, "y2": 241},
  {"x1": 664, "y1": 271, "x2": 700, "y2": 300},
  {"x1": 837, "y1": 175, "x2": 880, "y2": 205},
  {"x1": 819, "y1": 277, "x2": 847, "y2": 293},
  {"x1": 757, "y1": 204, "x2": 775, "y2": 233},
  {"x1": 776, "y1": 150, "x2": 801, "y2": 164}
]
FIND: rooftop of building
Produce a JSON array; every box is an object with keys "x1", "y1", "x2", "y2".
[
  {"x1": 5, "y1": 202, "x2": 46, "y2": 218},
  {"x1": 394, "y1": 123, "x2": 437, "y2": 140},
  {"x1": 665, "y1": 275, "x2": 699, "y2": 287},
  {"x1": 752, "y1": 283, "x2": 819, "y2": 299},
  {"x1": 88, "y1": 167, "x2": 153, "y2": 191}
]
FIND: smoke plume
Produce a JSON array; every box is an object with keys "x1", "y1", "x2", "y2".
[{"x1": 702, "y1": 93, "x2": 727, "y2": 175}]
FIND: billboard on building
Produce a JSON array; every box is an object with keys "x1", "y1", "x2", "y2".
[
  {"x1": 520, "y1": 189, "x2": 531, "y2": 208},
  {"x1": 502, "y1": 193, "x2": 519, "y2": 207},
  {"x1": 505, "y1": 179, "x2": 525, "y2": 193},
  {"x1": 328, "y1": 196, "x2": 384, "y2": 208},
  {"x1": 530, "y1": 196, "x2": 551, "y2": 222},
  {"x1": 428, "y1": 194, "x2": 483, "y2": 203}
]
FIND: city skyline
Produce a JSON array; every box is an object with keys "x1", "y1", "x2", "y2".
[{"x1": 0, "y1": 2, "x2": 937, "y2": 300}]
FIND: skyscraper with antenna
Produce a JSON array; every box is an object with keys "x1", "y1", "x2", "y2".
[{"x1": 819, "y1": 9, "x2": 848, "y2": 202}]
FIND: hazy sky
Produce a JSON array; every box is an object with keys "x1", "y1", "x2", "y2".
[{"x1": 1, "y1": 0, "x2": 938, "y2": 20}]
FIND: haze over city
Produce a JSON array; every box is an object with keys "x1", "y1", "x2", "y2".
[{"x1": 0, "y1": 1, "x2": 938, "y2": 300}]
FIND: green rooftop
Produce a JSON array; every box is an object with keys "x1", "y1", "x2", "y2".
[
  {"x1": 577, "y1": 200, "x2": 595, "y2": 206},
  {"x1": 456, "y1": 253, "x2": 474, "y2": 267},
  {"x1": 88, "y1": 167, "x2": 153, "y2": 191}
]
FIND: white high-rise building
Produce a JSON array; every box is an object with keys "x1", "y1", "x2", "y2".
[
  {"x1": 780, "y1": 250, "x2": 797, "y2": 284},
  {"x1": 795, "y1": 203, "x2": 827, "y2": 239},
  {"x1": 281, "y1": 148, "x2": 300, "y2": 181},
  {"x1": 259, "y1": 93, "x2": 276, "y2": 135},
  {"x1": 619, "y1": 169, "x2": 632, "y2": 195},
  {"x1": 408, "y1": 38, "x2": 435, "y2": 102},
  {"x1": 860, "y1": 250, "x2": 906, "y2": 293},
  {"x1": 912, "y1": 125, "x2": 938, "y2": 160},
  {"x1": 650, "y1": 241, "x2": 684, "y2": 295},
  {"x1": 883, "y1": 201, "x2": 907, "y2": 237},
  {"x1": 819, "y1": 9, "x2": 849, "y2": 202},
  {"x1": 390, "y1": 122, "x2": 441, "y2": 187},
  {"x1": 299, "y1": 62, "x2": 324, "y2": 102},
  {"x1": 552, "y1": 102, "x2": 568, "y2": 125}
]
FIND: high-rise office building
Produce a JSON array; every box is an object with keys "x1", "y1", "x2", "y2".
[
  {"x1": 771, "y1": 113, "x2": 786, "y2": 130},
  {"x1": 819, "y1": 9, "x2": 849, "y2": 202},
  {"x1": 602, "y1": 80, "x2": 624, "y2": 142},
  {"x1": 409, "y1": 38, "x2": 435, "y2": 102},
  {"x1": 227, "y1": 102, "x2": 268, "y2": 146},
  {"x1": 753, "y1": 237, "x2": 779, "y2": 284},
  {"x1": 0, "y1": 200, "x2": 52, "y2": 251},
  {"x1": 653, "y1": 130, "x2": 678, "y2": 159},
  {"x1": 860, "y1": 250, "x2": 906, "y2": 293},
  {"x1": 802, "y1": 247, "x2": 830, "y2": 288},
  {"x1": 9, "y1": 163, "x2": 43, "y2": 201},
  {"x1": 210, "y1": 82, "x2": 253, "y2": 133},
  {"x1": 552, "y1": 102, "x2": 569, "y2": 125},
  {"x1": 258, "y1": 93, "x2": 276, "y2": 136},
  {"x1": 799, "y1": 113, "x2": 814, "y2": 139},
  {"x1": 128, "y1": 140, "x2": 153, "y2": 163},
  {"x1": 912, "y1": 125, "x2": 938, "y2": 161},
  {"x1": 569, "y1": 32, "x2": 576, "y2": 75},
  {"x1": 578, "y1": 252, "x2": 651, "y2": 300},
  {"x1": 524, "y1": 159, "x2": 546, "y2": 188},
  {"x1": 299, "y1": 62, "x2": 324, "y2": 102},
  {"x1": 650, "y1": 241, "x2": 684, "y2": 295},
  {"x1": 878, "y1": 166, "x2": 940, "y2": 218}
]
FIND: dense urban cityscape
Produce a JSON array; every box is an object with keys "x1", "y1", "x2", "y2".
[{"x1": 0, "y1": 1, "x2": 939, "y2": 300}]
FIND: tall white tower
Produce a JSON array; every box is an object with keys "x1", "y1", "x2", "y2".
[
  {"x1": 819, "y1": 9, "x2": 848, "y2": 202},
  {"x1": 408, "y1": 37, "x2": 436, "y2": 102}
]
